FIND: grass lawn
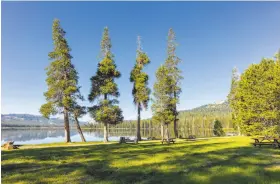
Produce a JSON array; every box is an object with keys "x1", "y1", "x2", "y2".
[{"x1": 1, "y1": 137, "x2": 280, "y2": 184}]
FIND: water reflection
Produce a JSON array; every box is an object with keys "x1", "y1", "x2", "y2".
[
  {"x1": 1, "y1": 128, "x2": 235, "y2": 145},
  {"x1": 1, "y1": 129, "x2": 138, "y2": 145}
]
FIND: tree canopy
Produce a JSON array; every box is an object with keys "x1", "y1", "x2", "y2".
[{"x1": 233, "y1": 58, "x2": 280, "y2": 136}]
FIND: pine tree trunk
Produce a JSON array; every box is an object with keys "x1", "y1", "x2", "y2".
[
  {"x1": 192, "y1": 116, "x2": 195, "y2": 136},
  {"x1": 203, "y1": 116, "x2": 206, "y2": 137},
  {"x1": 161, "y1": 122, "x2": 164, "y2": 141},
  {"x1": 63, "y1": 107, "x2": 71, "y2": 143},
  {"x1": 149, "y1": 120, "x2": 152, "y2": 137},
  {"x1": 136, "y1": 103, "x2": 141, "y2": 141},
  {"x1": 238, "y1": 125, "x2": 241, "y2": 136},
  {"x1": 234, "y1": 113, "x2": 241, "y2": 136},
  {"x1": 173, "y1": 92, "x2": 179, "y2": 138},
  {"x1": 166, "y1": 124, "x2": 170, "y2": 140},
  {"x1": 103, "y1": 93, "x2": 109, "y2": 143},
  {"x1": 174, "y1": 118, "x2": 178, "y2": 138},
  {"x1": 74, "y1": 116, "x2": 86, "y2": 142},
  {"x1": 104, "y1": 123, "x2": 109, "y2": 143}
]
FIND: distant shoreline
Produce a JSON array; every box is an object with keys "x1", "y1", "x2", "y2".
[
  {"x1": 1, "y1": 126, "x2": 156, "y2": 130},
  {"x1": 1, "y1": 126, "x2": 65, "y2": 130}
]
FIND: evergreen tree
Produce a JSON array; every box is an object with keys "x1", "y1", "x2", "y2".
[
  {"x1": 227, "y1": 67, "x2": 241, "y2": 135},
  {"x1": 130, "y1": 36, "x2": 151, "y2": 141},
  {"x1": 276, "y1": 49, "x2": 280, "y2": 64},
  {"x1": 164, "y1": 28, "x2": 182, "y2": 138},
  {"x1": 88, "y1": 27, "x2": 123, "y2": 142},
  {"x1": 213, "y1": 119, "x2": 225, "y2": 136},
  {"x1": 40, "y1": 19, "x2": 79, "y2": 142},
  {"x1": 152, "y1": 65, "x2": 174, "y2": 141},
  {"x1": 234, "y1": 58, "x2": 280, "y2": 136}
]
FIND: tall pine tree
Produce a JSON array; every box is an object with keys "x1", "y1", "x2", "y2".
[
  {"x1": 164, "y1": 28, "x2": 182, "y2": 138},
  {"x1": 130, "y1": 36, "x2": 151, "y2": 141},
  {"x1": 88, "y1": 27, "x2": 123, "y2": 142},
  {"x1": 227, "y1": 67, "x2": 241, "y2": 135},
  {"x1": 152, "y1": 65, "x2": 174, "y2": 141},
  {"x1": 40, "y1": 19, "x2": 79, "y2": 142}
]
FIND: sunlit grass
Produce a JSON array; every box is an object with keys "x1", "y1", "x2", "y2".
[{"x1": 2, "y1": 137, "x2": 280, "y2": 184}]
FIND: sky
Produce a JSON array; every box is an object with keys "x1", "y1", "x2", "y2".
[{"x1": 2, "y1": 2, "x2": 280, "y2": 121}]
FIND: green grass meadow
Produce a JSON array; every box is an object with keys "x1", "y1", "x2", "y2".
[{"x1": 1, "y1": 137, "x2": 280, "y2": 184}]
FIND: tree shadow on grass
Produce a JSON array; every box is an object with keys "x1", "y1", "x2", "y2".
[
  {"x1": 82, "y1": 145, "x2": 280, "y2": 184},
  {"x1": 2, "y1": 141, "x2": 231, "y2": 163},
  {"x1": 2, "y1": 140, "x2": 280, "y2": 184}
]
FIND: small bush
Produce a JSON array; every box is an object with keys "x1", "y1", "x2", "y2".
[{"x1": 213, "y1": 120, "x2": 225, "y2": 136}]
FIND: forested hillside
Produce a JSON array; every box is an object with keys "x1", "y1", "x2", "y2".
[
  {"x1": 181, "y1": 100, "x2": 230, "y2": 114},
  {"x1": 87, "y1": 100, "x2": 234, "y2": 137},
  {"x1": 2, "y1": 101, "x2": 232, "y2": 138}
]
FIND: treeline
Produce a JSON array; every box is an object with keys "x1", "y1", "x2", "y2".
[
  {"x1": 86, "y1": 105, "x2": 235, "y2": 138},
  {"x1": 39, "y1": 18, "x2": 279, "y2": 143}
]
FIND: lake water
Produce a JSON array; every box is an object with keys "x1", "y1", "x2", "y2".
[
  {"x1": 1, "y1": 128, "x2": 158, "y2": 145},
  {"x1": 1, "y1": 127, "x2": 235, "y2": 145},
  {"x1": 1, "y1": 129, "x2": 133, "y2": 145}
]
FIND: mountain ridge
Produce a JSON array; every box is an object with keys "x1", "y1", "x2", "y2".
[
  {"x1": 181, "y1": 100, "x2": 230, "y2": 114},
  {"x1": 1, "y1": 100, "x2": 230, "y2": 127},
  {"x1": 1, "y1": 114, "x2": 87, "y2": 127}
]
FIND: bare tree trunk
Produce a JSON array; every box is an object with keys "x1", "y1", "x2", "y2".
[
  {"x1": 103, "y1": 93, "x2": 109, "y2": 143},
  {"x1": 63, "y1": 107, "x2": 71, "y2": 143},
  {"x1": 149, "y1": 120, "x2": 152, "y2": 137},
  {"x1": 238, "y1": 125, "x2": 241, "y2": 136},
  {"x1": 74, "y1": 116, "x2": 86, "y2": 142},
  {"x1": 173, "y1": 92, "x2": 179, "y2": 138},
  {"x1": 136, "y1": 103, "x2": 141, "y2": 141},
  {"x1": 234, "y1": 113, "x2": 241, "y2": 136},
  {"x1": 185, "y1": 116, "x2": 189, "y2": 136},
  {"x1": 192, "y1": 116, "x2": 195, "y2": 136},
  {"x1": 104, "y1": 123, "x2": 109, "y2": 143},
  {"x1": 161, "y1": 122, "x2": 164, "y2": 141},
  {"x1": 174, "y1": 117, "x2": 178, "y2": 138},
  {"x1": 203, "y1": 116, "x2": 206, "y2": 137},
  {"x1": 166, "y1": 123, "x2": 170, "y2": 140}
]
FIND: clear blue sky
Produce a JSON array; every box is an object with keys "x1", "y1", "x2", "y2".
[{"x1": 2, "y1": 2, "x2": 280, "y2": 121}]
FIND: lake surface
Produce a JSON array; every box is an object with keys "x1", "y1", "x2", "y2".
[
  {"x1": 1, "y1": 127, "x2": 234, "y2": 145},
  {"x1": 1, "y1": 128, "x2": 138, "y2": 145}
]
